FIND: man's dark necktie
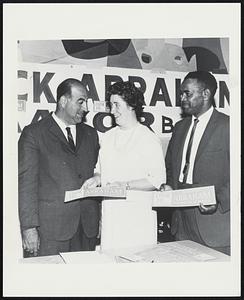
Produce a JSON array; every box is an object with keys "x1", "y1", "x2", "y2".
[
  {"x1": 66, "y1": 127, "x2": 76, "y2": 152},
  {"x1": 182, "y1": 118, "x2": 199, "y2": 183}
]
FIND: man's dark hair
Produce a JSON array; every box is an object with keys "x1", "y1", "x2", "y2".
[
  {"x1": 106, "y1": 81, "x2": 145, "y2": 120},
  {"x1": 184, "y1": 71, "x2": 218, "y2": 102},
  {"x1": 56, "y1": 78, "x2": 84, "y2": 102}
]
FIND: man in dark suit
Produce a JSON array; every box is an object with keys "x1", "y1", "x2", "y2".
[
  {"x1": 165, "y1": 71, "x2": 230, "y2": 255},
  {"x1": 18, "y1": 78, "x2": 100, "y2": 257}
]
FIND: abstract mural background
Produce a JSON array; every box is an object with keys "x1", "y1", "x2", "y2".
[{"x1": 18, "y1": 38, "x2": 229, "y2": 74}]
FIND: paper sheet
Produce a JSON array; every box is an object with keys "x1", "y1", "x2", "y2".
[
  {"x1": 129, "y1": 242, "x2": 217, "y2": 263},
  {"x1": 64, "y1": 186, "x2": 126, "y2": 202},
  {"x1": 60, "y1": 251, "x2": 116, "y2": 264}
]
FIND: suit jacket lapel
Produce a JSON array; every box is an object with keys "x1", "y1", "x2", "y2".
[
  {"x1": 48, "y1": 114, "x2": 73, "y2": 151},
  {"x1": 195, "y1": 109, "x2": 218, "y2": 162}
]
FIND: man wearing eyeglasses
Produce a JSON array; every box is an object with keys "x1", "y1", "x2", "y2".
[
  {"x1": 165, "y1": 71, "x2": 230, "y2": 255},
  {"x1": 18, "y1": 78, "x2": 100, "y2": 257}
]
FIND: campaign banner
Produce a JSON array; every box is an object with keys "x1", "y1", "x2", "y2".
[{"x1": 17, "y1": 63, "x2": 230, "y2": 144}]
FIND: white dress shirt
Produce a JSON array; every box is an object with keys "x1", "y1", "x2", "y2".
[
  {"x1": 179, "y1": 106, "x2": 214, "y2": 184},
  {"x1": 52, "y1": 112, "x2": 76, "y2": 145}
]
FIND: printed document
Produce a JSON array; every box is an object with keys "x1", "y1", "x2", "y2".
[
  {"x1": 126, "y1": 186, "x2": 216, "y2": 207},
  {"x1": 64, "y1": 186, "x2": 126, "y2": 202}
]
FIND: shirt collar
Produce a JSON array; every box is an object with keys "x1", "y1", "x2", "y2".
[
  {"x1": 52, "y1": 112, "x2": 76, "y2": 131},
  {"x1": 192, "y1": 106, "x2": 214, "y2": 122}
]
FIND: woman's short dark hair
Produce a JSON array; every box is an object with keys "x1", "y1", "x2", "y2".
[{"x1": 106, "y1": 81, "x2": 145, "y2": 119}]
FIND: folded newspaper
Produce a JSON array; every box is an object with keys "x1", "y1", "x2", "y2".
[{"x1": 65, "y1": 185, "x2": 216, "y2": 207}]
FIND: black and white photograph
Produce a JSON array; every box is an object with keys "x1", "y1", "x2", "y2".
[{"x1": 3, "y1": 3, "x2": 241, "y2": 297}]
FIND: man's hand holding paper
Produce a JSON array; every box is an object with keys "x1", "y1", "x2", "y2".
[
  {"x1": 82, "y1": 173, "x2": 101, "y2": 189},
  {"x1": 199, "y1": 203, "x2": 218, "y2": 214},
  {"x1": 159, "y1": 184, "x2": 217, "y2": 211}
]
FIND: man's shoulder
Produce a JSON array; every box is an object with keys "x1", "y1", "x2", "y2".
[
  {"x1": 78, "y1": 122, "x2": 98, "y2": 137},
  {"x1": 22, "y1": 114, "x2": 52, "y2": 133},
  {"x1": 210, "y1": 110, "x2": 229, "y2": 133},
  {"x1": 214, "y1": 109, "x2": 229, "y2": 123},
  {"x1": 174, "y1": 116, "x2": 191, "y2": 128}
]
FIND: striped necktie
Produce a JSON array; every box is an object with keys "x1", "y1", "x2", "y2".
[
  {"x1": 66, "y1": 127, "x2": 76, "y2": 152},
  {"x1": 182, "y1": 118, "x2": 199, "y2": 183}
]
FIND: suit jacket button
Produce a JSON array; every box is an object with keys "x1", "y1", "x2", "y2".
[{"x1": 78, "y1": 174, "x2": 82, "y2": 179}]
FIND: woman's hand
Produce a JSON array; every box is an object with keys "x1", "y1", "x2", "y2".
[
  {"x1": 106, "y1": 181, "x2": 126, "y2": 188},
  {"x1": 159, "y1": 184, "x2": 173, "y2": 191}
]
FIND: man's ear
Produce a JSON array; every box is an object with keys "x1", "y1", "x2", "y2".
[
  {"x1": 202, "y1": 88, "x2": 211, "y2": 101},
  {"x1": 60, "y1": 95, "x2": 67, "y2": 108}
]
